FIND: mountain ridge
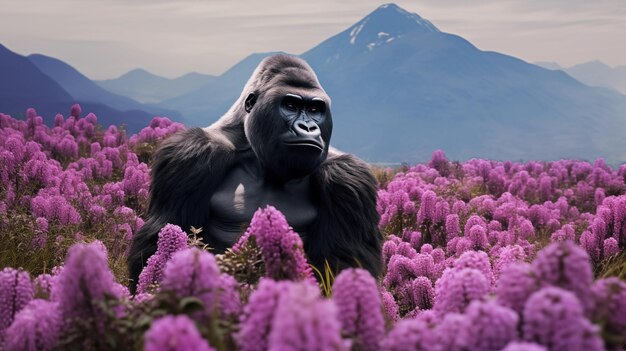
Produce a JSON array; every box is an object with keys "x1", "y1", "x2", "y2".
[
  {"x1": 157, "y1": 3, "x2": 626, "y2": 163},
  {"x1": 0, "y1": 44, "x2": 159, "y2": 132},
  {"x1": 96, "y1": 67, "x2": 216, "y2": 104}
]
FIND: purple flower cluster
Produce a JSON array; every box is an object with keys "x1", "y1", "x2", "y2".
[
  {"x1": 51, "y1": 241, "x2": 121, "y2": 330},
  {"x1": 237, "y1": 279, "x2": 291, "y2": 351},
  {"x1": 0, "y1": 268, "x2": 33, "y2": 341},
  {"x1": 522, "y1": 287, "x2": 604, "y2": 351},
  {"x1": 129, "y1": 117, "x2": 184, "y2": 146},
  {"x1": 3, "y1": 300, "x2": 61, "y2": 351},
  {"x1": 1, "y1": 106, "x2": 625, "y2": 350},
  {"x1": 332, "y1": 269, "x2": 385, "y2": 351},
  {"x1": 144, "y1": 315, "x2": 215, "y2": 351},
  {"x1": 234, "y1": 205, "x2": 313, "y2": 282},
  {"x1": 160, "y1": 248, "x2": 221, "y2": 321},
  {"x1": 268, "y1": 282, "x2": 347, "y2": 351},
  {"x1": 238, "y1": 279, "x2": 347, "y2": 351},
  {"x1": 137, "y1": 224, "x2": 189, "y2": 293}
]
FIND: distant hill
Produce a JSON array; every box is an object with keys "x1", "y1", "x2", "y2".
[
  {"x1": 28, "y1": 54, "x2": 181, "y2": 120},
  {"x1": 535, "y1": 60, "x2": 626, "y2": 95},
  {"x1": 533, "y1": 61, "x2": 563, "y2": 71},
  {"x1": 159, "y1": 52, "x2": 283, "y2": 121},
  {"x1": 96, "y1": 69, "x2": 215, "y2": 104},
  {"x1": 0, "y1": 44, "x2": 156, "y2": 132},
  {"x1": 565, "y1": 61, "x2": 626, "y2": 95},
  {"x1": 158, "y1": 3, "x2": 626, "y2": 164}
]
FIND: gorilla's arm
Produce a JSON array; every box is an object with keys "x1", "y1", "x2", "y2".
[
  {"x1": 308, "y1": 152, "x2": 383, "y2": 278},
  {"x1": 127, "y1": 127, "x2": 235, "y2": 292}
]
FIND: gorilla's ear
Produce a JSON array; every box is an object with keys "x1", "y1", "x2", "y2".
[{"x1": 244, "y1": 93, "x2": 257, "y2": 113}]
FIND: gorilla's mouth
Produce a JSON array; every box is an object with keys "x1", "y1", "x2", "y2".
[{"x1": 283, "y1": 138, "x2": 324, "y2": 151}]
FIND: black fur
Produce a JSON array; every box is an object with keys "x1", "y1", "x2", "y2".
[{"x1": 128, "y1": 54, "x2": 382, "y2": 292}]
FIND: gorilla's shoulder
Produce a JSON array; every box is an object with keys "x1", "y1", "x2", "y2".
[
  {"x1": 315, "y1": 148, "x2": 377, "y2": 199},
  {"x1": 150, "y1": 127, "x2": 237, "y2": 194},
  {"x1": 155, "y1": 127, "x2": 234, "y2": 163}
]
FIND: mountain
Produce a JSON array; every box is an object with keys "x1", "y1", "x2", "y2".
[
  {"x1": 96, "y1": 69, "x2": 215, "y2": 104},
  {"x1": 564, "y1": 61, "x2": 626, "y2": 95},
  {"x1": 534, "y1": 61, "x2": 563, "y2": 70},
  {"x1": 0, "y1": 44, "x2": 73, "y2": 104},
  {"x1": 159, "y1": 52, "x2": 282, "y2": 121},
  {"x1": 28, "y1": 54, "x2": 181, "y2": 119},
  {"x1": 160, "y1": 3, "x2": 626, "y2": 164},
  {"x1": 0, "y1": 44, "x2": 156, "y2": 132},
  {"x1": 534, "y1": 60, "x2": 626, "y2": 95}
]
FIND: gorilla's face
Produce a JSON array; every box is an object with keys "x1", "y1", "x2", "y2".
[{"x1": 243, "y1": 83, "x2": 333, "y2": 182}]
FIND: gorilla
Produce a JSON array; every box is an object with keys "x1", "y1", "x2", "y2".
[{"x1": 128, "y1": 54, "x2": 382, "y2": 292}]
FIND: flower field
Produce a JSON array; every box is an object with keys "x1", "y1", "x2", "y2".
[{"x1": 0, "y1": 106, "x2": 625, "y2": 351}]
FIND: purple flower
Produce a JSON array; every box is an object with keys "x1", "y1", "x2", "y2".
[
  {"x1": 30, "y1": 194, "x2": 81, "y2": 225},
  {"x1": 380, "y1": 318, "x2": 435, "y2": 351},
  {"x1": 51, "y1": 241, "x2": 121, "y2": 329},
  {"x1": 453, "y1": 250, "x2": 494, "y2": 287},
  {"x1": 464, "y1": 215, "x2": 486, "y2": 236},
  {"x1": 160, "y1": 248, "x2": 220, "y2": 320},
  {"x1": 496, "y1": 262, "x2": 538, "y2": 314},
  {"x1": 122, "y1": 162, "x2": 150, "y2": 196},
  {"x1": 237, "y1": 279, "x2": 291, "y2": 351},
  {"x1": 428, "y1": 149, "x2": 449, "y2": 175},
  {"x1": 3, "y1": 300, "x2": 61, "y2": 351},
  {"x1": 33, "y1": 271, "x2": 61, "y2": 299},
  {"x1": 452, "y1": 237, "x2": 473, "y2": 257},
  {"x1": 414, "y1": 253, "x2": 435, "y2": 279},
  {"x1": 591, "y1": 278, "x2": 626, "y2": 343},
  {"x1": 0, "y1": 268, "x2": 33, "y2": 340},
  {"x1": 445, "y1": 214, "x2": 461, "y2": 240},
  {"x1": 380, "y1": 289, "x2": 399, "y2": 324},
  {"x1": 531, "y1": 241, "x2": 594, "y2": 313},
  {"x1": 417, "y1": 190, "x2": 437, "y2": 224},
  {"x1": 550, "y1": 224, "x2": 576, "y2": 242},
  {"x1": 137, "y1": 224, "x2": 189, "y2": 293},
  {"x1": 434, "y1": 268, "x2": 489, "y2": 315},
  {"x1": 467, "y1": 225, "x2": 489, "y2": 250},
  {"x1": 463, "y1": 301, "x2": 519, "y2": 351},
  {"x1": 396, "y1": 241, "x2": 418, "y2": 258},
  {"x1": 238, "y1": 206, "x2": 313, "y2": 282},
  {"x1": 382, "y1": 241, "x2": 398, "y2": 264},
  {"x1": 410, "y1": 276, "x2": 435, "y2": 310},
  {"x1": 408, "y1": 230, "x2": 422, "y2": 249},
  {"x1": 268, "y1": 281, "x2": 347, "y2": 351},
  {"x1": 70, "y1": 104, "x2": 81, "y2": 118},
  {"x1": 493, "y1": 244, "x2": 526, "y2": 280},
  {"x1": 431, "y1": 248, "x2": 445, "y2": 264},
  {"x1": 603, "y1": 237, "x2": 619, "y2": 257},
  {"x1": 144, "y1": 315, "x2": 215, "y2": 351},
  {"x1": 501, "y1": 342, "x2": 547, "y2": 351},
  {"x1": 420, "y1": 243, "x2": 433, "y2": 254},
  {"x1": 433, "y1": 313, "x2": 469, "y2": 351},
  {"x1": 522, "y1": 287, "x2": 604, "y2": 351},
  {"x1": 384, "y1": 254, "x2": 434, "y2": 288},
  {"x1": 518, "y1": 219, "x2": 535, "y2": 239},
  {"x1": 332, "y1": 269, "x2": 384, "y2": 351},
  {"x1": 129, "y1": 293, "x2": 152, "y2": 307},
  {"x1": 217, "y1": 273, "x2": 241, "y2": 319},
  {"x1": 580, "y1": 230, "x2": 600, "y2": 261}
]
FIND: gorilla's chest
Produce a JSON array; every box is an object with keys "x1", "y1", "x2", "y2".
[{"x1": 207, "y1": 164, "x2": 317, "y2": 252}]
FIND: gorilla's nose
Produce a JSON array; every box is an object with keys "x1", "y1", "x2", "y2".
[{"x1": 295, "y1": 120, "x2": 320, "y2": 137}]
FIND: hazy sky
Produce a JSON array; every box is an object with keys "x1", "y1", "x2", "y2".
[{"x1": 1, "y1": 0, "x2": 624, "y2": 79}]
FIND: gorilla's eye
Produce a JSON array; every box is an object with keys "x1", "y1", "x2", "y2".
[
  {"x1": 308, "y1": 101, "x2": 325, "y2": 114},
  {"x1": 283, "y1": 96, "x2": 302, "y2": 112}
]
